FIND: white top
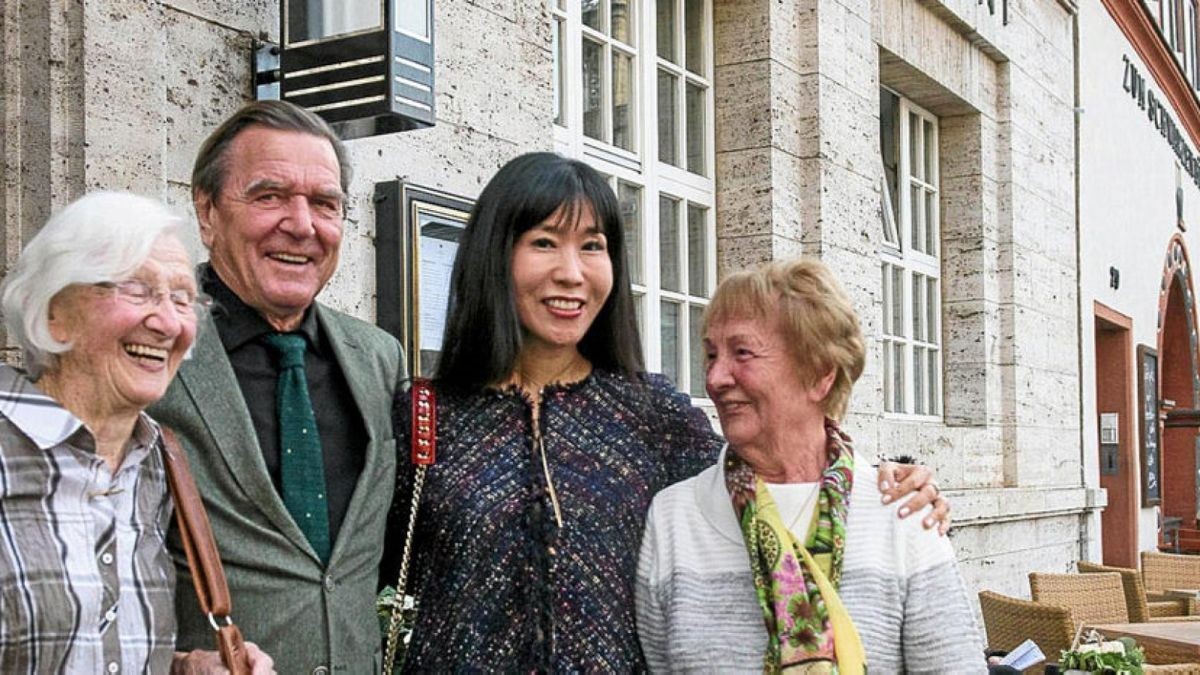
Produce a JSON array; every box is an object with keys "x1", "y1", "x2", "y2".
[
  {"x1": 636, "y1": 446, "x2": 986, "y2": 674},
  {"x1": 763, "y1": 481, "x2": 819, "y2": 532}
]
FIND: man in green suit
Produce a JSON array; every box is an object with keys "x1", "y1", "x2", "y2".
[{"x1": 150, "y1": 101, "x2": 406, "y2": 674}]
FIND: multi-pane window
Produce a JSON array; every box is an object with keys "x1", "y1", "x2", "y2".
[
  {"x1": 655, "y1": 0, "x2": 708, "y2": 174},
  {"x1": 1146, "y1": 0, "x2": 1200, "y2": 91},
  {"x1": 880, "y1": 88, "x2": 942, "y2": 417},
  {"x1": 555, "y1": 0, "x2": 715, "y2": 398},
  {"x1": 578, "y1": 0, "x2": 637, "y2": 151}
]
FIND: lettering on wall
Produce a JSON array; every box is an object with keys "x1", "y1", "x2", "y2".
[{"x1": 1124, "y1": 55, "x2": 1200, "y2": 191}]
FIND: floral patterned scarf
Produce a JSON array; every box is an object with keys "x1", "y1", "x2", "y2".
[{"x1": 724, "y1": 418, "x2": 866, "y2": 674}]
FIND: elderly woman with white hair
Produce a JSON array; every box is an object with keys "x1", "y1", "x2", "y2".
[
  {"x1": 636, "y1": 258, "x2": 984, "y2": 674},
  {"x1": 0, "y1": 191, "x2": 271, "y2": 674}
]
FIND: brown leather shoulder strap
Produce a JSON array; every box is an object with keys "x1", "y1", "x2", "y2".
[
  {"x1": 160, "y1": 426, "x2": 232, "y2": 616},
  {"x1": 160, "y1": 427, "x2": 251, "y2": 675}
]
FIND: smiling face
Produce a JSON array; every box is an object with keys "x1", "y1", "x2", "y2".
[
  {"x1": 195, "y1": 126, "x2": 344, "y2": 331},
  {"x1": 704, "y1": 315, "x2": 832, "y2": 454},
  {"x1": 46, "y1": 235, "x2": 199, "y2": 417},
  {"x1": 511, "y1": 202, "x2": 614, "y2": 361}
]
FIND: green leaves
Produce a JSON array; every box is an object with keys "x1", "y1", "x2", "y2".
[{"x1": 1059, "y1": 636, "x2": 1145, "y2": 675}]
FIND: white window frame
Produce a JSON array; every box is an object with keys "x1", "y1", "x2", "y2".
[
  {"x1": 553, "y1": 0, "x2": 716, "y2": 400},
  {"x1": 880, "y1": 91, "x2": 942, "y2": 419}
]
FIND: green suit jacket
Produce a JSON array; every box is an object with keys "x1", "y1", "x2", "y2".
[{"x1": 149, "y1": 304, "x2": 405, "y2": 675}]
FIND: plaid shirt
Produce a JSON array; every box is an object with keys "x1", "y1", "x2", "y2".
[{"x1": 0, "y1": 365, "x2": 175, "y2": 674}]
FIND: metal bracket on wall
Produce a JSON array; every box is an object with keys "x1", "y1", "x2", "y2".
[{"x1": 253, "y1": 40, "x2": 281, "y2": 101}]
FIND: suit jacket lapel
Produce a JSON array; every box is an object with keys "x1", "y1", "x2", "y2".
[
  {"x1": 317, "y1": 307, "x2": 375, "y2": 436},
  {"x1": 318, "y1": 306, "x2": 392, "y2": 565},
  {"x1": 176, "y1": 314, "x2": 315, "y2": 556}
]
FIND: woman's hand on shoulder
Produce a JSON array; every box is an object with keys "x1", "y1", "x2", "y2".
[{"x1": 876, "y1": 461, "x2": 951, "y2": 536}]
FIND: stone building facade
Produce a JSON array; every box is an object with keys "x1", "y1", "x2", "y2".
[{"x1": 2, "y1": 0, "x2": 1091, "y2": 607}]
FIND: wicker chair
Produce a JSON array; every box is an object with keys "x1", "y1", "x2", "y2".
[
  {"x1": 1077, "y1": 560, "x2": 1199, "y2": 621},
  {"x1": 980, "y1": 589, "x2": 1200, "y2": 672},
  {"x1": 1030, "y1": 572, "x2": 1200, "y2": 667},
  {"x1": 1142, "y1": 551, "x2": 1200, "y2": 615},
  {"x1": 1029, "y1": 572, "x2": 1129, "y2": 624},
  {"x1": 979, "y1": 591, "x2": 1073, "y2": 674},
  {"x1": 978, "y1": 590, "x2": 1073, "y2": 652}
]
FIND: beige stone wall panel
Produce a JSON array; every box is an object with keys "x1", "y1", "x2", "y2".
[
  {"x1": 81, "y1": 2, "x2": 170, "y2": 195},
  {"x1": 713, "y1": 59, "x2": 775, "y2": 153},
  {"x1": 164, "y1": 0, "x2": 275, "y2": 40},
  {"x1": 162, "y1": 7, "x2": 255, "y2": 187}
]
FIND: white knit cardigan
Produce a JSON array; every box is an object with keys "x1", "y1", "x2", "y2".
[{"x1": 635, "y1": 447, "x2": 986, "y2": 674}]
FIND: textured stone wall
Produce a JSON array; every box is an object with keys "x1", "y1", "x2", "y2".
[{"x1": 710, "y1": 0, "x2": 1090, "y2": 601}]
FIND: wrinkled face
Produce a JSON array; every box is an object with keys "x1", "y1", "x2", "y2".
[
  {"x1": 196, "y1": 126, "x2": 344, "y2": 331},
  {"x1": 511, "y1": 203, "x2": 614, "y2": 358},
  {"x1": 704, "y1": 315, "x2": 828, "y2": 452},
  {"x1": 48, "y1": 235, "x2": 199, "y2": 415}
]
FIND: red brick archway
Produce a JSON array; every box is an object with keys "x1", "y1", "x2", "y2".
[{"x1": 1157, "y1": 235, "x2": 1200, "y2": 533}]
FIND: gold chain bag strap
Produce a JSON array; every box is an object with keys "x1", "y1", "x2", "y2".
[
  {"x1": 160, "y1": 427, "x2": 252, "y2": 675},
  {"x1": 383, "y1": 379, "x2": 437, "y2": 673}
]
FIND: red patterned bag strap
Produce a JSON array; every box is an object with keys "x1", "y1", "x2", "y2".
[{"x1": 383, "y1": 379, "x2": 436, "y2": 673}]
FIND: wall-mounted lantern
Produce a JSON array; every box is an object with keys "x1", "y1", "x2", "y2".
[{"x1": 255, "y1": 0, "x2": 435, "y2": 139}]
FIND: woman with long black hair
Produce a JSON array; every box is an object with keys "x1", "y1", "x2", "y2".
[{"x1": 386, "y1": 152, "x2": 946, "y2": 671}]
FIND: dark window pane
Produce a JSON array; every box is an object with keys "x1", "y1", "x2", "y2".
[
  {"x1": 659, "y1": 196, "x2": 681, "y2": 292},
  {"x1": 686, "y1": 81, "x2": 706, "y2": 174},
  {"x1": 613, "y1": 50, "x2": 634, "y2": 150},
  {"x1": 687, "y1": 204, "x2": 706, "y2": 296},
  {"x1": 880, "y1": 89, "x2": 900, "y2": 226},
  {"x1": 619, "y1": 181, "x2": 643, "y2": 285},
  {"x1": 658, "y1": 69, "x2": 678, "y2": 165},
  {"x1": 924, "y1": 118, "x2": 935, "y2": 183},
  {"x1": 583, "y1": 38, "x2": 603, "y2": 140},
  {"x1": 924, "y1": 189, "x2": 935, "y2": 254},
  {"x1": 689, "y1": 304, "x2": 706, "y2": 397},
  {"x1": 910, "y1": 184, "x2": 921, "y2": 253},
  {"x1": 913, "y1": 347, "x2": 925, "y2": 415},
  {"x1": 661, "y1": 300, "x2": 680, "y2": 384},
  {"x1": 583, "y1": 0, "x2": 601, "y2": 31},
  {"x1": 893, "y1": 342, "x2": 905, "y2": 412},
  {"x1": 553, "y1": 19, "x2": 565, "y2": 125},
  {"x1": 611, "y1": 0, "x2": 632, "y2": 44},
  {"x1": 909, "y1": 111, "x2": 920, "y2": 180},
  {"x1": 657, "y1": 0, "x2": 676, "y2": 62},
  {"x1": 928, "y1": 349, "x2": 939, "y2": 414},
  {"x1": 684, "y1": 0, "x2": 704, "y2": 74}
]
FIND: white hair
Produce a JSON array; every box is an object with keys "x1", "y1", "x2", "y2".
[{"x1": 1, "y1": 191, "x2": 191, "y2": 378}]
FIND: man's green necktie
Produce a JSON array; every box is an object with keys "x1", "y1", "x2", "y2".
[{"x1": 263, "y1": 332, "x2": 331, "y2": 565}]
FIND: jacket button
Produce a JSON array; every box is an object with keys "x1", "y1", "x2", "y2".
[
  {"x1": 323, "y1": 575, "x2": 335, "y2": 592},
  {"x1": 312, "y1": 667, "x2": 329, "y2": 675}
]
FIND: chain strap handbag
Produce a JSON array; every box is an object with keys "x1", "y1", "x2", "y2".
[
  {"x1": 383, "y1": 379, "x2": 437, "y2": 673},
  {"x1": 160, "y1": 427, "x2": 252, "y2": 675}
]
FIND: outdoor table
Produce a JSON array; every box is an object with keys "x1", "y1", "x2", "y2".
[
  {"x1": 1088, "y1": 622, "x2": 1200, "y2": 663},
  {"x1": 1162, "y1": 589, "x2": 1200, "y2": 615}
]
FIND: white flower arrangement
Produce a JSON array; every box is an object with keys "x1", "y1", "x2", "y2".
[{"x1": 1060, "y1": 627, "x2": 1144, "y2": 675}]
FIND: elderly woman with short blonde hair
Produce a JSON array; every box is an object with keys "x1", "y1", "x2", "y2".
[{"x1": 636, "y1": 258, "x2": 983, "y2": 673}]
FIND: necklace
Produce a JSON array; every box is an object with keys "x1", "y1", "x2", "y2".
[
  {"x1": 531, "y1": 414, "x2": 564, "y2": 528},
  {"x1": 512, "y1": 353, "x2": 588, "y2": 400},
  {"x1": 513, "y1": 354, "x2": 588, "y2": 531},
  {"x1": 767, "y1": 482, "x2": 821, "y2": 533}
]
